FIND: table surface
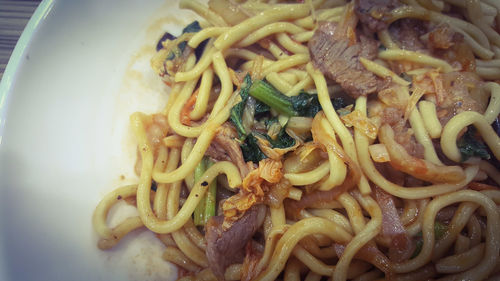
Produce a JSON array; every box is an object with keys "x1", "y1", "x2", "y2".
[{"x1": 0, "y1": 0, "x2": 41, "y2": 80}]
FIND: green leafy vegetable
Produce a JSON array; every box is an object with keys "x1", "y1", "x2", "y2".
[
  {"x1": 230, "y1": 78, "x2": 304, "y2": 162},
  {"x1": 249, "y1": 80, "x2": 297, "y2": 116},
  {"x1": 290, "y1": 91, "x2": 322, "y2": 117},
  {"x1": 249, "y1": 80, "x2": 323, "y2": 117},
  {"x1": 193, "y1": 157, "x2": 217, "y2": 226},
  {"x1": 182, "y1": 21, "x2": 202, "y2": 34},
  {"x1": 331, "y1": 97, "x2": 347, "y2": 110},
  {"x1": 457, "y1": 127, "x2": 490, "y2": 161},
  {"x1": 265, "y1": 117, "x2": 279, "y2": 129},
  {"x1": 166, "y1": 21, "x2": 202, "y2": 61},
  {"x1": 241, "y1": 127, "x2": 295, "y2": 163},
  {"x1": 254, "y1": 100, "x2": 270, "y2": 115},
  {"x1": 230, "y1": 74, "x2": 252, "y2": 137},
  {"x1": 241, "y1": 133, "x2": 267, "y2": 163},
  {"x1": 267, "y1": 126, "x2": 295, "y2": 148}
]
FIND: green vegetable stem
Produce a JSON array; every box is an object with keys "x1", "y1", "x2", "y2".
[{"x1": 193, "y1": 157, "x2": 217, "y2": 226}]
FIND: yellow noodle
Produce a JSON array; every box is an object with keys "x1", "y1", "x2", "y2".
[
  {"x1": 305, "y1": 271, "x2": 322, "y2": 281},
  {"x1": 179, "y1": 0, "x2": 228, "y2": 27},
  {"x1": 286, "y1": 76, "x2": 313, "y2": 97},
  {"x1": 432, "y1": 202, "x2": 479, "y2": 260},
  {"x1": 283, "y1": 258, "x2": 302, "y2": 281},
  {"x1": 266, "y1": 72, "x2": 293, "y2": 94},
  {"x1": 293, "y1": 245, "x2": 334, "y2": 275},
  {"x1": 436, "y1": 243, "x2": 485, "y2": 274},
  {"x1": 284, "y1": 161, "x2": 330, "y2": 186},
  {"x1": 162, "y1": 246, "x2": 202, "y2": 272},
  {"x1": 307, "y1": 63, "x2": 372, "y2": 195},
  {"x1": 276, "y1": 33, "x2": 309, "y2": 54},
  {"x1": 392, "y1": 190, "x2": 500, "y2": 279},
  {"x1": 335, "y1": 191, "x2": 382, "y2": 281},
  {"x1": 262, "y1": 54, "x2": 310, "y2": 77},
  {"x1": 94, "y1": 3, "x2": 500, "y2": 280},
  {"x1": 214, "y1": 4, "x2": 310, "y2": 51},
  {"x1": 378, "y1": 49, "x2": 455, "y2": 72},
  {"x1": 163, "y1": 135, "x2": 185, "y2": 148},
  {"x1": 466, "y1": 0, "x2": 500, "y2": 47},
  {"x1": 479, "y1": 160, "x2": 500, "y2": 185},
  {"x1": 236, "y1": 22, "x2": 306, "y2": 47},
  {"x1": 418, "y1": 100, "x2": 442, "y2": 138},
  {"x1": 255, "y1": 217, "x2": 352, "y2": 281},
  {"x1": 409, "y1": 108, "x2": 443, "y2": 165},
  {"x1": 189, "y1": 68, "x2": 214, "y2": 120},
  {"x1": 188, "y1": 27, "x2": 229, "y2": 48},
  {"x1": 92, "y1": 184, "x2": 143, "y2": 248},
  {"x1": 359, "y1": 57, "x2": 411, "y2": 86},
  {"x1": 354, "y1": 96, "x2": 479, "y2": 199},
  {"x1": 440, "y1": 111, "x2": 500, "y2": 162}
]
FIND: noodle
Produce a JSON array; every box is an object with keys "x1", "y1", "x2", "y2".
[{"x1": 93, "y1": 0, "x2": 500, "y2": 280}]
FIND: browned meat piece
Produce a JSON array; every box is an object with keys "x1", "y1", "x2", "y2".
[
  {"x1": 389, "y1": 19, "x2": 428, "y2": 51},
  {"x1": 308, "y1": 21, "x2": 387, "y2": 98},
  {"x1": 355, "y1": 0, "x2": 401, "y2": 32},
  {"x1": 205, "y1": 205, "x2": 266, "y2": 280},
  {"x1": 205, "y1": 123, "x2": 252, "y2": 177}
]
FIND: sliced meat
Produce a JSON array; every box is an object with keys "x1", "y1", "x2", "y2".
[
  {"x1": 205, "y1": 204, "x2": 266, "y2": 280},
  {"x1": 355, "y1": 0, "x2": 401, "y2": 32},
  {"x1": 205, "y1": 123, "x2": 252, "y2": 177},
  {"x1": 309, "y1": 21, "x2": 387, "y2": 98},
  {"x1": 389, "y1": 19, "x2": 428, "y2": 52}
]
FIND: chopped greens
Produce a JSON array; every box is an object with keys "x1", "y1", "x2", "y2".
[
  {"x1": 457, "y1": 126, "x2": 490, "y2": 161},
  {"x1": 193, "y1": 157, "x2": 217, "y2": 226},
  {"x1": 164, "y1": 21, "x2": 203, "y2": 61},
  {"x1": 229, "y1": 102, "x2": 247, "y2": 137},
  {"x1": 265, "y1": 117, "x2": 279, "y2": 129},
  {"x1": 182, "y1": 21, "x2": 202, "y2": 34},
  {"x1": 249, "y1": 80, "x2": 322, "y2": 118},
  {"x1": 230, "y1": 77, "x2": 315, "y2": 163},
  {"x1": 156, "y1": 32, "x2": 176, "y2": 51},
  {"x1": 290, "y1": 90, "x2": 322, "y2": 117},
  {"x1": 254, "y1": 100, "x2": 271, "y2": 115},
  {"x1": 230, "y1": 74, "x2": 252, "y2": 137},
  {"x1": 332, "y1": 97, "x2": 347, "y2": 110},
  {"x1": 241, "y1": 133, "x2": 267, "y2": 163},
  {"x1": 249, "y1": 80, "x2": 297, "y2": 116},
  {"x1": 267, "y1": 126, "x2": 295, "y2": 148}
]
